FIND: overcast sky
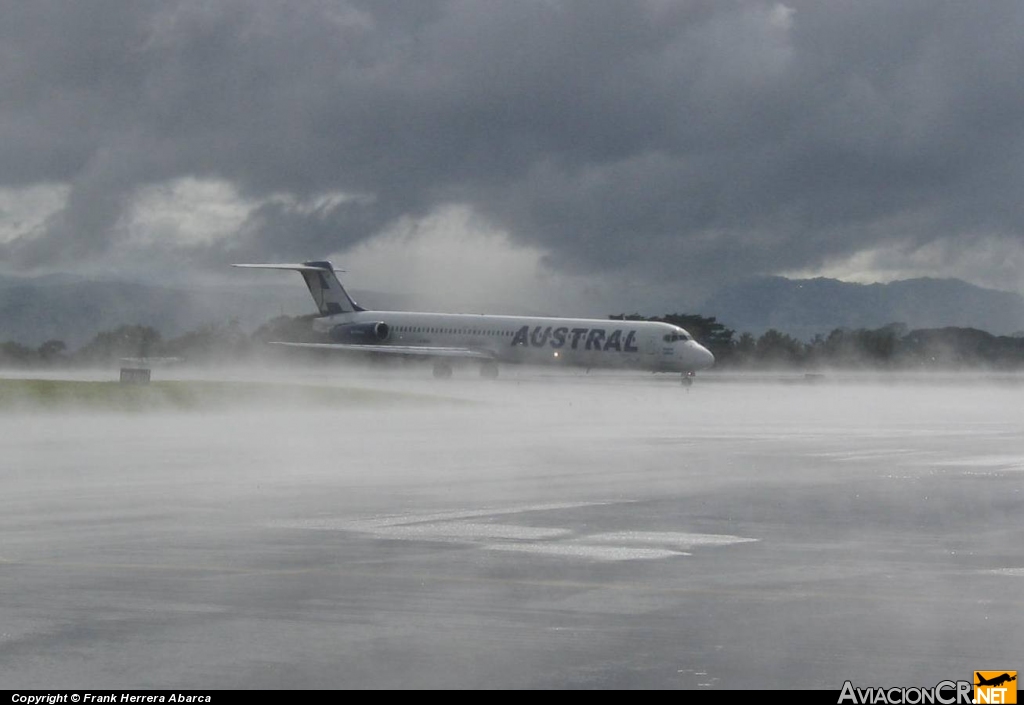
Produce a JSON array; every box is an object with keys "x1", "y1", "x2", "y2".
[{"x1": 2, "y1": 1, "x2": 1023, "y2": 314}]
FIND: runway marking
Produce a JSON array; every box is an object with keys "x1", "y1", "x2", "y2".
[
  {"x1": 487, "y1": 543, "x2": 686, "y2": 561},
  {"x1": 356, "y1": 522, "x2": 571, "y2": 542},
  {"x1": 814, "y1": 449, "x2": 929, "y2": 462},
  {"x1": 268, "y1": 501, "x2": 609, "y2": 532},
  {"x1": 270, "y1": 503, "x2": 758, "y2": 562},
  {"x1": 584, "y1": 531, "x2": 758, "y2": 550},
  {"x1": 6, "y1": 554, "x2": 1024, "y2": 609},
  {"x1": 933, "y1": 456, "x2": 1024, "y2": 472}
]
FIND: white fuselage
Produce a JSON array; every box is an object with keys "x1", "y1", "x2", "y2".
[{"x1": 312, "y1": 310, "x2": 716, "y2": 373}]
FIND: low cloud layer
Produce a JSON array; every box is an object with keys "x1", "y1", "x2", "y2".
[{"x1": 3, "y1": 1, "x2": 1024, "y2": 308}]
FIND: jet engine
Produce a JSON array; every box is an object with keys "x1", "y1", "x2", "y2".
[{"x1": 329, "y1": 322, "x2": 390, "y2": 343}]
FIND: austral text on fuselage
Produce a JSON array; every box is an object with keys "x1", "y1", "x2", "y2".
[{"x1": 510, "y1": 325, "x2": 639, "y2": 352}]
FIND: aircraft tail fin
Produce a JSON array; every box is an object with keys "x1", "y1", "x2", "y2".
[{"x1": 232, "y1": 261, "x2": 365, "y2": 315}]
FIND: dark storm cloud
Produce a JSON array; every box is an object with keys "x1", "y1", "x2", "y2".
[{"x1": 2, "y1": 1, "x2": 1023, "y2": 289}]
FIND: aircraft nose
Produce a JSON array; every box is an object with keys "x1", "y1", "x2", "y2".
[{"x1": 692, "y1": 343, "x2": 715, "y2": 370}]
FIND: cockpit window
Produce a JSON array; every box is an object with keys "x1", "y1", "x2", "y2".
[{"x1": 664, "y1": 331, "x2": 694, "y2": 343}]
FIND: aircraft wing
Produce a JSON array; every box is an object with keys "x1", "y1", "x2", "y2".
[
  {"x1": 232, "y1": 263, "x2": 338, "y2": 272},
  {"x1": 269, "y1": 342, "x2": 497, "y2": 360}
]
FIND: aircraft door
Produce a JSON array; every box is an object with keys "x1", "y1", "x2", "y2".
[{"x1": 644, "y1": 330, "x2": 658, "y2": 356}]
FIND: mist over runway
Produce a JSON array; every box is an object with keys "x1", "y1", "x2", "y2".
[{"x1": 2, "y1": 368, "x2": 1022, "y2": 688}]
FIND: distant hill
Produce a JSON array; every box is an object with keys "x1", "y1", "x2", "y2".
[
  {"x1": 703, "y1": 276, "x2": 1024, "y2": 340},
  {"x1": 5, "y1": 271, "x2": 1024, "y2": 348},
  {"x1": 0, "y1": 273, "x2": 413, "y2": 348}
]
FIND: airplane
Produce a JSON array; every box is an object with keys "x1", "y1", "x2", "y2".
[
  {"x1": 976, "y1": 674, "x2": 1016, "y2": 688},
  {"x1": 234, "y1": 261, "x2": 715, "y2": 383}
]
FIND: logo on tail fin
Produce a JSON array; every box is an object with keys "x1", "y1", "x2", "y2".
[{"x1": 298, "y1": 261, "x2": 364, "y2": 315}]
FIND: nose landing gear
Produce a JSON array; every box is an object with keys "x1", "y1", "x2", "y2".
[{"x1": 682, "y1": 371, "x2": 695, "y2": 388}]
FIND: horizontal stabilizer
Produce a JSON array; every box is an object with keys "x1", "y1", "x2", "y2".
[{"x1": 232, "y1": 263, "x2": 337, "y2": 272}]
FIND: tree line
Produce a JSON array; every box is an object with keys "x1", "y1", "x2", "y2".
[
  {"x1": 0, "y1": 316, "x2": 315, "y2": 368},
  {"x1": 3, "y1": 313, "x2": 1024, "y2": 370},
  {"x1": 612, "y1": 314, "x2": 1024, "y2": 370}
]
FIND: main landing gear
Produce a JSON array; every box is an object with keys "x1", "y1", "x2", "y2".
[{"x1": 431, "y1": 360, "x2": 500, "y2": 379}]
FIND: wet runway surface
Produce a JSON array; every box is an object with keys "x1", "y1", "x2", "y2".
[{"x1": 2, "y1": 369, "x2": 1022, "y2": 688}]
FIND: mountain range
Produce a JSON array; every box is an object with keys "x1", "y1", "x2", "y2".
[
  {"x1": 2, "y1": 272, "x2": 1023, "y2": 348},
  {"x1": 702, "y1": 276, "x2": 1024, "y2": 341}
]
